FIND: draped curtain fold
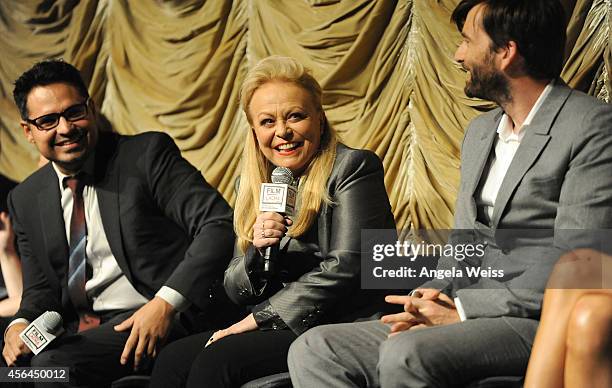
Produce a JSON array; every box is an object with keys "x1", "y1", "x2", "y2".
[{"x1": 1, "y1": 0, "x2": 610, "y2": 231}]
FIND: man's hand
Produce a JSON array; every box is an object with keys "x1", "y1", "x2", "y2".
[
  {"x1": 205, "y1": 313, "x2": 258, "y2": 347},
  {"x1": 381, "y1": 295, "x2": 422, "y2": 335},
  {"x1": 114, "y1": 297, "x2": 175, "y2": 370},
  {"x1": 409, "y1": 291, "x2": 460, "y2": 326},
  {"x1": 381, "y1": 289, "x2": 461, "y2": 337},
  {"x1": 2, "y1": 322, "x2": 30, "y2": 366},
  {"x1": 409, "y1": 288, "x2": 442, "y2": 300},
  {"x1": 381, "y1": 288, "x2": 443, "y2": 331}
]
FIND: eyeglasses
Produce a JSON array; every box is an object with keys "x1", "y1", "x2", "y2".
[{"x1": 26, "y1": 99, "x2": 89, "y2": 131}]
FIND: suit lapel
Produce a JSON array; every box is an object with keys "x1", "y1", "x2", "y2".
[
  {"x1": 37, "y1": 165, "x2": 68, "y2": 290},
  {"x1": 467, "y1": 113, "x2": 500, "y2": 196},
  {"x1": 490, "y1": 134, "x2": 550, "y2": 227},
  {"x1": 94, "y1": 134, "x2": 133, "y2": 283},
  {"x1": 490, "y1": 82, "x2": 571, "y2": 228},
  {"x1": 464, "y1": 111, "x2": 500, "y2": 222}
]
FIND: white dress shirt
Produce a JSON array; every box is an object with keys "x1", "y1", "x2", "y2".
[
  {"x1": 51, "y1": 161, "x2": 189, "y2": 312},
  {"x1": 475, "y1": 82, "x2": 554, "y2": 223}
]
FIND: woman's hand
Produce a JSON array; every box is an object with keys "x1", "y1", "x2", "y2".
[
  {"x1": 205, "y1": 313, "x2": 258, "y2": 347},
  {"x1": 252, "y1": 212, "x2": 292, "y2": 250}
]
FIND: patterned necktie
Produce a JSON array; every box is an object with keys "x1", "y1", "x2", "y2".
[{"x1": 65, "y1": 175, "x2": 99, "y2": 331}]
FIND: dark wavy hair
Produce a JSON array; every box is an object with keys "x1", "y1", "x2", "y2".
[
  {"x1": 13, "y1": 59, "x2": 89, "y2": 120},
  {"x1": 452, "y1": 0, "x2": 566, "y2": 80}
]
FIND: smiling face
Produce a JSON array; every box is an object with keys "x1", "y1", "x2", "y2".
[
  {"x1": 21, "y1": 82, "x2": 98, "y2": 175},
  {"x1": 248, "y1": 81, "x2": 323, "y2": 177},
  {"x1": 454, "y1": 4, "x2": 510, "y2": 103}
]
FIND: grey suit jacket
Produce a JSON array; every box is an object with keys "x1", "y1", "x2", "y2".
[
  {"x1": 224, "y1": 144, "x2": 396, "y2": 335},
  {"x1": 422, "y1": 81, "x2": 612, "y2": 338}
]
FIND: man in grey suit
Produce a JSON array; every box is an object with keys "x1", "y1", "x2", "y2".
[{"x1": 288, "y1": 0, "x2": 612, "y2": 387}]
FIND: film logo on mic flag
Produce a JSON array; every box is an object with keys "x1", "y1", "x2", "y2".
[
  {"x1": 19, "y1": 311, "x2": 64, "y2": 355},
  {"x1": 260, "y1": 184, "x2": 296, "y2": 215},
  {"x1": 259, "y1": 167, "x2": 296, "y2": 216}
]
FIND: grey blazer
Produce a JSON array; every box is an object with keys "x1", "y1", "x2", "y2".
[
  {"x1": 224, "y1": 144, "x2": 396, "y2": 335},
  {"x1": 423, "y1": 81, "x2": 612, "y2": 339}
]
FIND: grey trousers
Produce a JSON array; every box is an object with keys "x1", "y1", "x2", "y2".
[{"x1": 288, "y1": 317, "x2": 537, "y2": 388}]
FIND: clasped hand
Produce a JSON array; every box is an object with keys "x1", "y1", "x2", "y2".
[{"x1": 381, "y1": 288, "x2": 460, "y2": 337}]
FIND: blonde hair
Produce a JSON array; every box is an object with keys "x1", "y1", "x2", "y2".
[{"x1": 235, "y1": 56, "x2": 338, "y2": 253}]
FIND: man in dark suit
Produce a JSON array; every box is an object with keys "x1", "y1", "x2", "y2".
[{"x1": 2, "y1": 60, "x2": 235, "y2": 386}]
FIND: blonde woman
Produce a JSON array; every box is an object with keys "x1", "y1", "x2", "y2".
[{"x1": 151, "y1": 56, "x2": 396, "y2": 387}]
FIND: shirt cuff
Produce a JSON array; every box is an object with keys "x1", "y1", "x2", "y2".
[
  {"x1": 156, "y1": 286, "x2": 191, "y2": 312},
  {"x1": 4, "y1": 318, "x2": 30, "y2": 339},
  {"x1": 454, "y1": 297, "x2": 467, "y2": 322}
]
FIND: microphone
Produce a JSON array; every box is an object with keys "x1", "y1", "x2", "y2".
[
  {"x1": 19, "y1": 311, "x2": 65, "y2": 355},
  {"x1": 259, "y1": 167, "x2": 297, "y2": 276}
]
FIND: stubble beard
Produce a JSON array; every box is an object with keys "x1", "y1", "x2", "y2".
[{"x1": 464, "y1": 56, "x2": 512, "y2": 105}]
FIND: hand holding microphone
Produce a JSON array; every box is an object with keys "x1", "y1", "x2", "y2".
[
  {"x1": 3, "y1": 311, "x2": 64, "y2": 365},
  {"x1": 253, "y1": 212, "x2": 292, "y2": 249},
  {"x1": 255, "y1": 167, "x2": 296, "y2": 276},
  {"x1": 254, "y1": 213, "x2": 293, "y2": 277},
  {"x1": 3, "y1": 322, "x2": 29, "y2": 366},
  {"x1": 19, "y1": 311, "x2": 64, "y2": 355}
]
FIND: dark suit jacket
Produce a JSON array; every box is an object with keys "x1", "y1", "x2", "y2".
[
  {"x1": 8, "y1": 131, "x2": 234, "y2": 328},
  {"x1": 224, "y1": 144, "x2": 397, "y2": 335}
]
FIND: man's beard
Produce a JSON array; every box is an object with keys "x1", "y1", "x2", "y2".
[{"x1": 464, "y1": 59, "x2": 511, "y2": 105}]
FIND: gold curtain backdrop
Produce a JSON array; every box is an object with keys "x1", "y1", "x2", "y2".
[{"x1": 0, "y1": 0, "x2": 610, "y2": 231}]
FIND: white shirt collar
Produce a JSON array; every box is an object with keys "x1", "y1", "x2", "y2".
[
  {"x1": 51, "y1": 154, "x2": 95, "y2": 189},
  {"x1": 496, "y1": 80, "x2": 555, "y2": 142}
]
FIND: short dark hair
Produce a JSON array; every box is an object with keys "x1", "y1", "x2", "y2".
[
  {"x1": 452, "y1": 0, "x2": 566, "y2": 80},
  {"x1": 13, "y1": 59, "x2": 89, "y2": 120}
]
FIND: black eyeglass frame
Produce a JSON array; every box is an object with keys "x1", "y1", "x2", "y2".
[{"x1": 25, "y1": 98, "x2": 90, "y2": 131}]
